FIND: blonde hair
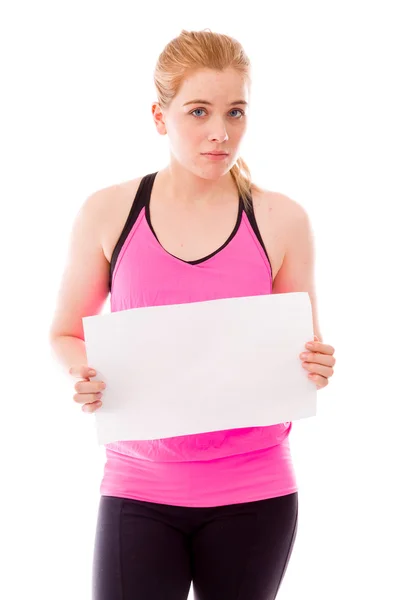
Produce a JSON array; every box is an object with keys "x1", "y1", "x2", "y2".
[{"x1": 153, "y1": 29, "x2": 263, "y2": 211}]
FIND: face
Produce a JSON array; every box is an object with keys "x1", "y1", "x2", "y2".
[{"x1": 152, "y1": 68, "x2": 250, "y2": 179}]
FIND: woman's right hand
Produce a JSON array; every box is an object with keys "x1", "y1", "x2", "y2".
[{"x1": 69, "y1": 365, "x2": 106, "y2": 413}]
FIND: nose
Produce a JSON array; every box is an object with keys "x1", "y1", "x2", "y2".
[{"x1": 207, "y1": 118, "x2": 229, "y2": 143}]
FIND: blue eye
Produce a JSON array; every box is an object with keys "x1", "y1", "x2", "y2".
[
  {"x1": 191, "y1": 108, "x2": 207, "y2": 117},
  {"x1": 229, "y1": 109, "x2": 245, "y2": 118},
  {"x1": 190, "y1": 108, "x2": 245, "y2": 118}
]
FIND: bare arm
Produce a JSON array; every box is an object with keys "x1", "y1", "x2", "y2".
[
  {"x1": 49, "y1": 187, "x2": 112, "y2": 378},
  {"x1": 50, "y1": 335, "x2": 88, "y2": 377},
  {"x1": 272, "y1": 199, "x2": 323, "y2": 341}
]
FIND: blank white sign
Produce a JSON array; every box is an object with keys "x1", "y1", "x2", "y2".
[{"x1": 82, "y1": 292, "x2": 317, "y2": 445}]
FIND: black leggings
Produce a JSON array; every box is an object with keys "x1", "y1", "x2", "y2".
[{"x1": 92, "y1": 492, "x2": 298, "y2": 600}]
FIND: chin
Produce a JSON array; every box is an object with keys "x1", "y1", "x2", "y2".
[
  {"x1": 195, "y1": 162, "x2": 232, "y2": 178},
  {"x1": 201, "y1": 169, "x2": 230, "y2": 181}
]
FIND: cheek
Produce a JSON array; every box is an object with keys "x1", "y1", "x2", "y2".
[
  {"x1": 234, "y1": 121, "x2": 247, "y2": 139},
  {"x1": 171, "y1": 118, "x2": 197, "y2": 144},
  {"x1": 178, "y1": 123, "x2": 204, "y2": 152}
]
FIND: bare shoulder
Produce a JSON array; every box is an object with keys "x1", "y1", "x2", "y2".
[
  {"x1": 253, "y1": 187, "x2": 321, "y2": 337},
  {"x1": 252, "y1": 184, "x2": 306, "y2": 222},
  {"x1": 92, "y1": 176, "x2": 144, "y2": 263},
  {"x1": 48, "y1": 177, "x2": 144, "y2": 341},
  {"x1": 253, "y1": 185, "x2": 310, "y2": 242},
  {"x1": 250, "y1": 184, "x2": 311, "y2": 279},
  {"x1": 85, "y1": 176, "x2": 142, "y2": 221}
]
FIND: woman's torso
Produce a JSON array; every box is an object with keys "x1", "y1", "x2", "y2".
[
  {"x1": 97, "y1": 169, "x2": 294, "y2": 462},
  {"x1": 101, "y1": 169, "x2": 289, "y2": 284}
]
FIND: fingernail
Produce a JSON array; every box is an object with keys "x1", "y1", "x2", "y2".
[{"x1": 306, "y1": 343, "x2": 313, "y2": 349}]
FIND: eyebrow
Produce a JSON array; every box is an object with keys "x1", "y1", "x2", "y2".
[{"x1": 183, "y1": 99, "x2": 248, "y2": 107}]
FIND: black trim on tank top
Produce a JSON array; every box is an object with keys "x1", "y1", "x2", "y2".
[
  {"x1": 243, "y1": 196, "x2": 273, "y2": 278},
  {"x1": 145, "y1": 182, "x2": 243, "y2": 266},
  {"x1": 108, "y1": 171, "x2": 273, "y2": 291},
  {"x1": 108, "y1": 172, "x2": 157, "y2": 291}
]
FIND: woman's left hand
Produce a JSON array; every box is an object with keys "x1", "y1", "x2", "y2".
[{"x1": 299, "y1": 335, "x2": 336, "y2": 390}]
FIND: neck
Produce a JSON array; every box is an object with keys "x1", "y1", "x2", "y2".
[{"x1": 160, "y1": 162, "x2": 237, "y2": 207}]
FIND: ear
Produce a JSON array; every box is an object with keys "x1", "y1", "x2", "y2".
[{"x1": 152, "y1": 102, "x2": 167, "y2": 135}]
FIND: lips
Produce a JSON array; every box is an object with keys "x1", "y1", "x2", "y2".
[{"x1": 202, "y1": 152, "x2": 229, "y2": 156}]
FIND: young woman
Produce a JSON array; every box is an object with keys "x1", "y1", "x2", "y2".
[{"x1": 49, "y1": 29, "x2": 336, "y2": 600}]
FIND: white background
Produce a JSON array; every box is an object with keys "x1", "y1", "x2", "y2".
[{"x1": 1, "y1": 1, "x2": 399, "y2": 598}]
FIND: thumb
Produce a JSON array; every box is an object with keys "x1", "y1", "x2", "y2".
[
  {"x1": 314, "y1": 334, "x2": 319, "y2": 341},
  {"x1": 69, "y1": 365, "x2": 96, "y2": 379}
]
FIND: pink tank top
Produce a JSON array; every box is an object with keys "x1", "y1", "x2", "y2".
[{"x1": 99, "y1": 172, "x2": 298, "y2": 507}]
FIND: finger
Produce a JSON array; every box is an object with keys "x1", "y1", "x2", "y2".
[
  {"x1": 303, "y1": 352, "x2": 336, "y2": 367},
  {"x1": 309, "y1": 374, "x2": 329, "y2": 389},
  {"x1": 82, "y1": 400, "x2": 102, "y2": 413},
  {"x1": 73, "y1": 392, "x2": 102, "y2": 404},
  {"x1": 311, "y1": 342, "x2": 335, "y2": 355},
  {"x1": 69, "y1": 365, "x2": 97, "y2": 379},
  {"x1": 74, "y1": 380, "x2": 105, "y2": 394},
  {"x1": 303, "y1": 363, "x2": 334, "y2": 378}
]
